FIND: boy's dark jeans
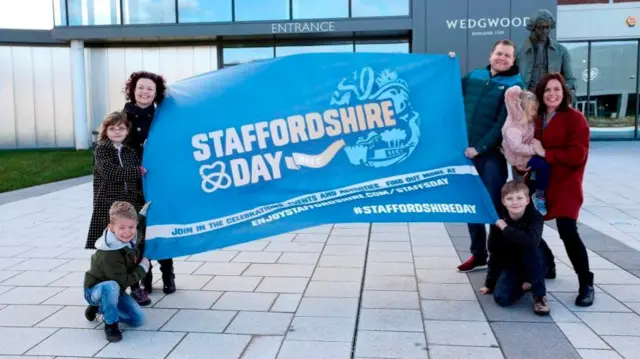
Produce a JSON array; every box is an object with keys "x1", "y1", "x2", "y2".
[
  {"x1": 467, "y1": 151, "x2": 508, "y2": 262},
  {"x1": 494, "y1": 247, "x2": 547, "y2": 307},
  {"x1": 527, "y1": 156, "x2": 550, "y2": 191}
]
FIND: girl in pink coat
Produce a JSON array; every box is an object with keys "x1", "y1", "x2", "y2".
[{"x1": 502, "y1": 85, "x2": 550, "y2": 215}]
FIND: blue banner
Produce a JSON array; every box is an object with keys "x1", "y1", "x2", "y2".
[{"x1": 142, "y1": 53, "x2": 498, "y2": 260}]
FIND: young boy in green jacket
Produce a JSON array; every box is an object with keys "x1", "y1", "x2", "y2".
[{"x1": 83, "y1": 201, "x2": 151, "y2": 342}]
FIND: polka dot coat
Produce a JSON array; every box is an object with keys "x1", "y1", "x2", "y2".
[{"x1": 85, "y1": 141, "x2": 144, "y2": 249}]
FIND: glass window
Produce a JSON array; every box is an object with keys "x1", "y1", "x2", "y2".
[
  {"x1": 562, "y1": 42, "x2": 589, "y2": 125},
  {"x1": 54, "y1": 0, "x2": 67, "y2": 26},
  {"x1": 123, "y1": 0, "x2": 176, "y2": 24},
  {"x1": 292, "y1": 0, "x2": 348, "y2": 20},
  {"x1": 234, "y1": 0, "x2": 289, "y2": 21},
  {"x1": 276, "y1": 44, "x2": 354, "y2": 57},
  {"x1": 356, "y1": 41, "x2": 410, "y2": 53},
  {"x1": 178, "y1": 0, "x2": 232, "y2": 23},
  {"x1": 0, "y1": 0, "x2": 53, "y2": 29},
  {"x1": 351, "y1": 0, "x2": 409, "y2": 17},
  {"x1": 68, "y1": 0, "x2": 121, "y2": 26},
  {"x1": 587, "y1": 41, "x2": 638, "y2": 140},
  {"x1": 223, "y1": 47, "x2": 274, "y2": 67}
]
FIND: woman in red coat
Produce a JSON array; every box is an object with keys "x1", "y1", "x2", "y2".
[{"x1": 528, "y1": 72, "x2": 594, "y2": 307}]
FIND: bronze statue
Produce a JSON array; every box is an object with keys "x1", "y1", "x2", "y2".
[{"x1": 517, "y1": 9, "x2": 577, "y2": 97}]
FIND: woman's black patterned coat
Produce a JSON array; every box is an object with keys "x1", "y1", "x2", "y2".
[{"x1": 85, "y1": 140, "x2": 144, "y2": 249}]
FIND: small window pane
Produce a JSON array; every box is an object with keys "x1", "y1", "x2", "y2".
[
  {"x1": 123, "y1": 0, "x2": 176, "y2": 24},
  {"x1": 352, "y1": 0, "x2": 409, "y2": 17},
  {"x1": 276, "y1": 44, "x2": 354, "y2": 57},
  {"x1": 355, "y1": 42, "x2": 410, "y2": 53},
  {"x1": 293, "y1": 0, "x2": 348, "y2": 20},
  {"x1": 0, "y1": 0, "x2": 53, "y2": 29},
  {"x1": 234, "y1": 0, "x2": 289, "y2": 21},
  {"x1": 224, "y1": 47, "x2": 274, "y2": 67},
  {"x1": 178, "y1": 0, "x2": 232, "y2": 23},
  {"x1": 68, "y1": 0, "x2": 121, "y2": 26}
]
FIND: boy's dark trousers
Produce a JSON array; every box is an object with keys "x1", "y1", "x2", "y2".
[
  {"x1": 493, "y1": 247, "x2": 547, "y2": 307},
  {"x1": 467, "y1": 150, "x2": 508, "y2": 262}
]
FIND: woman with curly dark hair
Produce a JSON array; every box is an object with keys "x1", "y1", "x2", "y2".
[{"x1": 121, "y1": 71, "x2": 177, "y2": 304}]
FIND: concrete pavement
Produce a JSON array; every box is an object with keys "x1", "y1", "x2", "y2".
[{"x1": 0, "y1": 141, "x2": 638, "y2": 359}]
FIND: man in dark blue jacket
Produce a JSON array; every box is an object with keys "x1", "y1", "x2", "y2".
[{"x1": 455, "y1": 40, "x2": 525, "y2": 272}]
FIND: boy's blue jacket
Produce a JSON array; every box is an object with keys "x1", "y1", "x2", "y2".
[
  {"x1": 485, "y1": 203, "x2": 544, "y2": 290},
  {"x1": 462, "y1": 65, "x2": 524, "y2": 154}
]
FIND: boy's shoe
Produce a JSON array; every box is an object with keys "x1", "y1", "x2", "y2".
[
  {"x1": 533, "y1": 296, "x2": 550, "y2": 315},
  {"x1": 456, "y1": 255, "x2": 487, "y2": 272},
  {"x1": 131, "y1": 288, "x2": 151, "y2": 306},
  {"x1": 576, "y1": 286, "x2": 595, "y2": 307},
  {"x1": 104, "y1": 322, "x2": 122, "y2": 342},
  {"x1": 84, "y1": 305, "x2": 99, "y2": 321},
  {"x1": 533, "y1": 194, "x2": 547, "y2": 216},
  {"x1": 163, "y1": 274, "x2": 176, "y2": 294},
  {"x1": 143, "y1": 271, "x2": 153, "y2": 294}
]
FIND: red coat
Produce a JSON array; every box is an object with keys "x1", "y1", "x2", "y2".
[{"x1": 534, "y1": 108, "x2": 590, "y2": 220}]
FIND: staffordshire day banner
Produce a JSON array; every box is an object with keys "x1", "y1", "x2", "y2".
[{"x1": 141, "y1": 53, "x2": 498, "y2": 260}]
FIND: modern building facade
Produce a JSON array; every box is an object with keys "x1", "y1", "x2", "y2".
[{"x1": 0, "y1": 0, "x2": 638, "y2": 150}]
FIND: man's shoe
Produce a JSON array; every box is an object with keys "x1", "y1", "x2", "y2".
[
  {"x1": 576, "y1": 286, "x2": 595, "y2": 307},
  {"x1": 104, "y1": 322, "x2": 122, "y2": 342},
  {"x1": 131, "y1": 288, "x2": 152, "y2": 306},
  {"x1": 533, "y1": 296, "x2": 551, "y2": 316},
  {"x1": 163, "y1": 275, "x2": 176, "y2": 294},
  {"x1": 545, "y1": 264, "x2": 557, "y2": 279},
  {"x1": 143, "y1": 271, "x2": 153, "y2": 294},
  {"x1": 456, "y1": 255, "x2": 487, "y2": 272},
  {"x1": 84, "y1": 305, "x2": 99, "y2": 321}
]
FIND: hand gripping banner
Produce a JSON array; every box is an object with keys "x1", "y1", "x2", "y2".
[{"x1": 141, "y1": 53, "x2": 498, "y2": 260}]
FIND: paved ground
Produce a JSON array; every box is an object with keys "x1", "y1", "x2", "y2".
[{"x1": 0, "y1": 141, "x2": 638, "y2": 359}]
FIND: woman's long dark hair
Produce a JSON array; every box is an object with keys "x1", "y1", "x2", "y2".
[{"x1": 535, "y1": 72, "x2": 572, "y2": 115}]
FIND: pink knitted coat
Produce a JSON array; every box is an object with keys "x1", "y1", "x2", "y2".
[{"x1": 501, "y1": 86, "x2": 536, "y2": 167}]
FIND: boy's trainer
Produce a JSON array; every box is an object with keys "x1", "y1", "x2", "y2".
[
  {"x1": 533, "y1": 296, "x2": 551, "y2": 315},
  {"x1": 104, "y1": 322, "x2": 122, "y2": 342},
  {"x1": 131, "y1": 288, "x2": 151, "y2": 306},
  {"x1": 85, "y1": 305, "x2": 99, "y2": 321}
]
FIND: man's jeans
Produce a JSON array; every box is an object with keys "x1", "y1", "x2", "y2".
[
  {"x1": 493, "y1": 247, "x2": 547, "y2": 307},
  {"x1": 84, "y1": 281, "x2": 144, "y2": 326},
  {"x1": 468, "y1": 151, "x2": 508, "y2": 261}
]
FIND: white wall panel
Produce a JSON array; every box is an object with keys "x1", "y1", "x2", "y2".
[
  {"x1": 0, "y1": 47, "x2": 17, "y2": 149},
  {"x1": 12, "y1": 47, "x2": 37, "y2": 148},
  {"x1": 141, "y1": 48, "x2": 160, "y2": 75},
  {"x1": 1, "y1": 44, "x2": 219, "y2": 149},
  {"x1": 193, "y1": 46, "x2": 212, "y2": 77},
  {"x1": 32, "y1": 47, "x2": 56, "y2": 148},
  {"x1": 125, "y1": 48, "x2": 143, "y2": 77},
  {"x1": 107, "y1": 48, "x2": 127, "y2": 114},
  {"x1": 53, "y1": 48, "x2": 75, "y2": 147}
]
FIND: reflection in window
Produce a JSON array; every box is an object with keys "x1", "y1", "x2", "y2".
[
  {"x1": 123, "y1": 0, "x2": 176, "y2": 24},
  {"x1": 352, "y1": 0, "x2": 409, "y2": 17},
  {"x1": 561, "y1": 42, "x2": 589, "y2": 116},
  {"x1": 68, "y1": 0, "x2": 121, "y2": 26},
  {"x1": 54, "y1": 0, "x2": 66, "y2": 26},
  {"x1": 178, "y1": 0, "x2": 232, "y2": 23},
  {"x1": 0, "y1": 0, "x2": 53, "y2": 29},
  {"x1": 356, "y1": 42, "x2": 410, "y2": 53},
  {"x1": 293, "y1": 0, "x2": 348, "y2": 19},
  {"x1": 587, "y1": 41, "x2": 638, "y2": 139},
  {"x1": 223, "y1": 47, "x2": 274, "y2": 67},
  {"x1": 276, "y1": 44, "x2": 353, "y2": 57},
  {"x1": 234, "y1": 0, "x2": 289, "y2": 21}
]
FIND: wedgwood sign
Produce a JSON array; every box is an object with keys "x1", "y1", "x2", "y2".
[
  {"x1": 271, "y1": 21, "x2": 336, "y2": 34},
  {"x1": 446, "y1": 16, "x2": 530, "y2": 36}
]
